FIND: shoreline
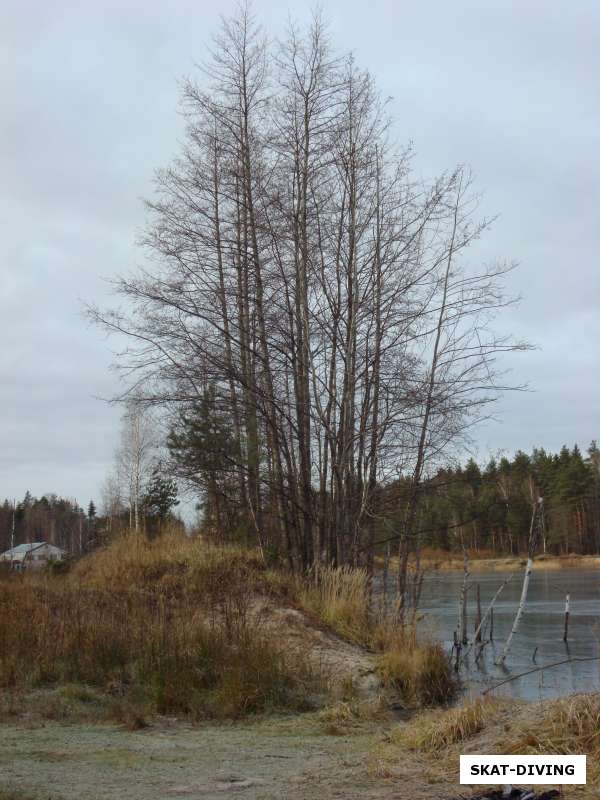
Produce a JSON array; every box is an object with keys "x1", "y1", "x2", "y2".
[{"x1": 393, "y1": 553, "x2": 600, "y2": 572}]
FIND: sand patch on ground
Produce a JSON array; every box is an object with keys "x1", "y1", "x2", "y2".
[{"x1": 255, "y1": 601, "x2": 380, "y2": 699}]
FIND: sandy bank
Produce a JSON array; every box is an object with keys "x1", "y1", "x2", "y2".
[{"x1": 402, "y1": 554, "x2": 600, "y2": 572}]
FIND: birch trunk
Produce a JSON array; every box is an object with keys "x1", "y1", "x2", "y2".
[{"x1": 496, "y1": 497, "x2": 543, "y2": 665}]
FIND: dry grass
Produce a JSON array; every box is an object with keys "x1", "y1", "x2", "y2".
[
  {"x1": 0, "y1": 533, "x2": 461, "y2": 725},
  {"x1": 372, "y1": 692, "x2": 600, "y2": 799},
  {"x1": 376, "y1": 638, "x2": 458, "y2": 708},
  {"x1": 505, "y1": 693, "x2": 600, "y2": 789},
  {"x1": 297, "y1": 564, "x2": 371, "y2": 644},
  {"x1": 0, "y1": 533, "x2": 319, "y2": 720},
  {"x1": 317, "y1": 697, "x2": 388, "y2": 735},
  {"x1": 0, "y1": 683, "x2": 155, "y2": 729},
  {"x1": 71, "y1": 531, "x2": 274, "y2": 595},
  {"x1": 396, "y1": 696, "x2": 504, "y2": 751},
  {"x1": 0, "y1": 791, "x2": 39, "y2": 800}
]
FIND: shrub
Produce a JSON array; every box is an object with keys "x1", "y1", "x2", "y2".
[
  {"x1": 45, "y1": 556, "x2": 72, "y2": 575},
  {"x1": 377, "y1": 640, "x2": 457, "y2": 707}
]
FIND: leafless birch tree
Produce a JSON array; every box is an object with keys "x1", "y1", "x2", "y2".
[{"x1": 116, "y1": 400, "x2": 156, "y2": 534}]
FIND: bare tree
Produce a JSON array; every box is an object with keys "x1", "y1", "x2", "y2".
[
  {"x1": 100, "y1": 472, "x2": 125, "y2": 537},
  {"x1": 116, "y1": 399, "x2": 156, "y2": 534},
  {"x1": 89, "y1": 8, "x2": 527, "y2": 571}
]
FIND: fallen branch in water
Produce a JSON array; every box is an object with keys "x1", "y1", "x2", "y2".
[{"x1": 482, "y1": 655, "x2": 600, "y2": 695}]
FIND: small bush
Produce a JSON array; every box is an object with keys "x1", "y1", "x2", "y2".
[
  {"x1": 45, "y1": 557, "x2": 72, "y2": 575},
  {"x1": 377, "y1": 640, "x2": 457, "y2": 707}
]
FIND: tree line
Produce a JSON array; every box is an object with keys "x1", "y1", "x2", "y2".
[
  {"x1": 376, "y1": 442, "x2": 600, "y2": 557},
  {"x1": 0, "y1": 494, "x2": 97, "y2": 556},
  {"x1": 1, "y1": 406, "x2": 183, "y2": 554}
]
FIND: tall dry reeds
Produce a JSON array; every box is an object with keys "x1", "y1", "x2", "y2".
[{"x1": 297, "y1": 564, "x2": 371, "y2": 644}]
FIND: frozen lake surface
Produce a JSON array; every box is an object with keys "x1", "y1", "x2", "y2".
[{"x1": 380, "y1": 566, "x2": 600, "y2": 700}]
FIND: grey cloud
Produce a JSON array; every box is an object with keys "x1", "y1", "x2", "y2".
[{"x1": 1, "y1": 0, "x2": 598, "y2": 509}]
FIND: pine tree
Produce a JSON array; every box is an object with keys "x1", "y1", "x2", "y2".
[
  {"x1": 168, "y1": 387, "x2": 243, "y2": 539},
  {"x1": 141, "y1": 464, "x2": 179, "y2": 536}
]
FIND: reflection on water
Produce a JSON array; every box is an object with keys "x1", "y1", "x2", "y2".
[{"x1": 377, "y1": 567, "x2": 600, "y2": 700}]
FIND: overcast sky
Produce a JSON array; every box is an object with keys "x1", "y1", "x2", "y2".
[{"x1": 2, "y1": 0, "x2": 599, "y2": 510}]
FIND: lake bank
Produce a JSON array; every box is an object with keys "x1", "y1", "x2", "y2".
[{"x1": 398, "y1": 553, "x2": 600, "y2": 572}]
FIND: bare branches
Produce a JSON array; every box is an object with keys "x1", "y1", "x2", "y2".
[{"x1": 90, "y1": 8, "x2": 527, "y2": 568}]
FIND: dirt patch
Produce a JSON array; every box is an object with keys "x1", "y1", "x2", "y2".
[{"x1": 256, "y1": 602, "x2": 380, "y2": 699}]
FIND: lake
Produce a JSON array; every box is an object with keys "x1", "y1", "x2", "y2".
[{"x1": 379, "y1": 566, "x2": 600, "y2": 700}]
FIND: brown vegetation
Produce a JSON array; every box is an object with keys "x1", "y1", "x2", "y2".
[
  {"x1": 396, "y1": 696, "x2": 505, "y2": 751},
  {"x1": 0, "y1": 532, "x2": 461, "y2": 725},
  {"x1": 376, "y1": 638, "x2": 458, "y2": 708},
  {"x1": 375, "y1": 692, "x2": 600, "y2": 799},
  {"x1": 0, "y1": 534, "x2": 316, "y2": 720},
  {"x1": 296, "y1": 564, "x2": 371, "y2": 644},
  {"x1": 505, "y1": 693, "x2": 600, "y2": 789}
]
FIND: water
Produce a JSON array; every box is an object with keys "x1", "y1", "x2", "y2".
[{"x1": 379, "y1": 567, "x2": 600, "y2": 700}]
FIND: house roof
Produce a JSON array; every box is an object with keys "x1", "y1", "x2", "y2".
[
  {"x1": 0, "y1": 542, "x2": 64, "y2": 558},
  {"x1": 6, "y1": 542, "x2": 46, "y2": 554}
]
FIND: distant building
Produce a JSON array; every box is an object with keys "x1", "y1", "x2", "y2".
[{"x1": 0, "y1": 542, "x2": 66, "y2": 571}]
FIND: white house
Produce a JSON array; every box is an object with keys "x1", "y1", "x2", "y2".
[{"x1": 0, "y1": 542, "x2": 66, "y2": 570}]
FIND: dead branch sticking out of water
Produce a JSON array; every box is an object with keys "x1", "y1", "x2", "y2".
[
  {"x1": 462, "y1": 574, "x2": 513, "y2": 661},
  {"x1": 496, "y1": 492, "x2": 544, "y2": 666},
  {"x1": 458, "y1": 548, "x2": 470, "y2": 646},
  {"x1": 563, "y1": 592, "x2": 570, "y2": 642}
]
